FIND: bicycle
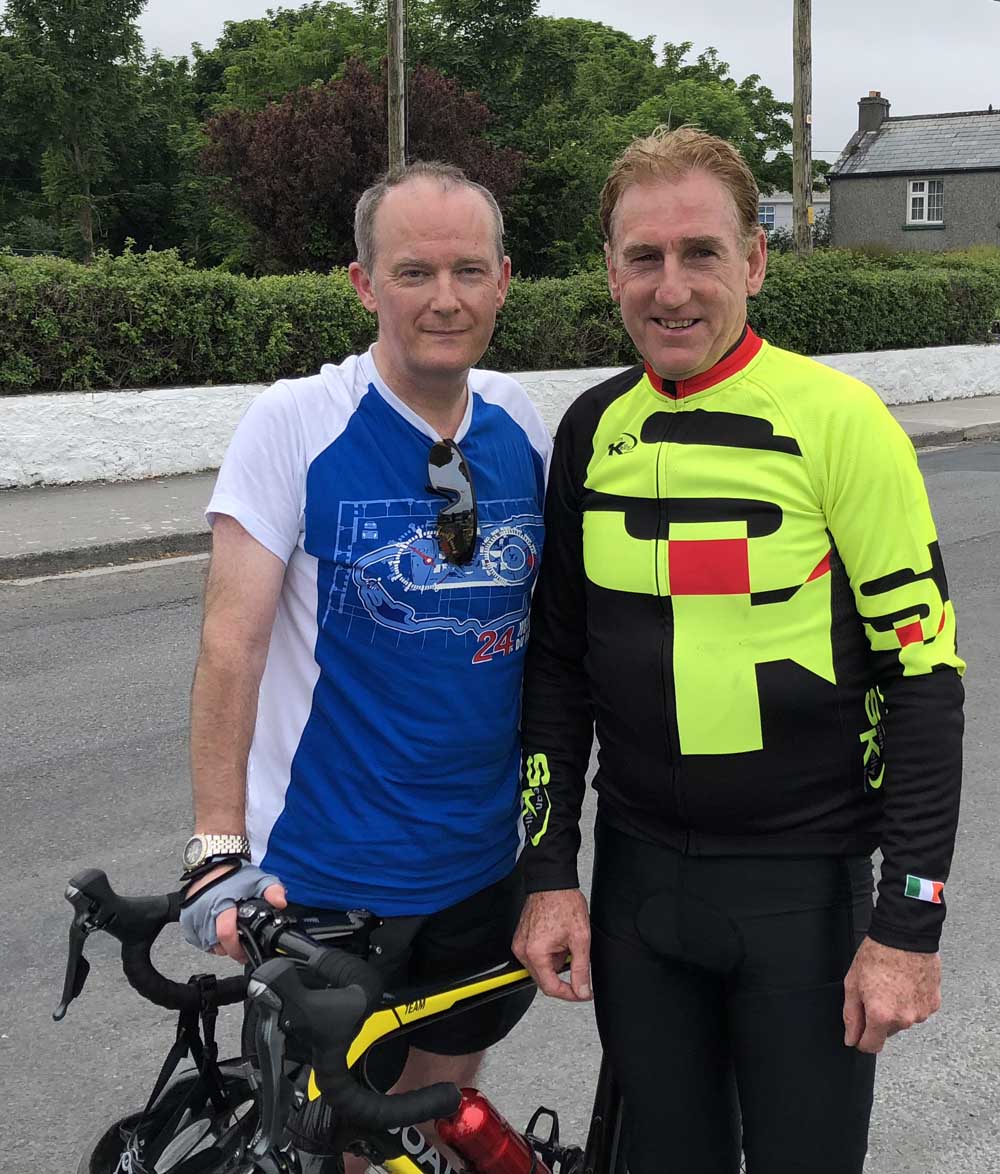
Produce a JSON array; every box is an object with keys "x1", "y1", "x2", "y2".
[{"x1": 55, "y1": 867, "x2": 630, "y2": 1174}]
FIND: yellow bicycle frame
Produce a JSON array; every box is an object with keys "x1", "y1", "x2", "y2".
[
  {"x1": 307, "y1": 961, "x2": 533, "y2": 1100},
  {"x1": 301, "y1": 961, "x2": 534, "y2": 1169},
  {"x1": 379, "y1": 1157, "x2": 428, "y2": 1173}
]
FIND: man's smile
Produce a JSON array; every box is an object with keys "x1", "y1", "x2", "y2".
[{"x1": 651, "y1": 317, "x2": 700, "y2": 334}]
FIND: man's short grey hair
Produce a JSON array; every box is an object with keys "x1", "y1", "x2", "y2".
[{"x1": 354, "y1": 161, "x2": 505, "y2": 273}]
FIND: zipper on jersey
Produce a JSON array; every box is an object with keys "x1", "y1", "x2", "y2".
[{"x1": 651, "y1": 406, "x2": 687, "y2": 832}]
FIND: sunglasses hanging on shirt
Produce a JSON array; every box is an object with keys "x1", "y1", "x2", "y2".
[{"x1": 427, "y1": 438, "x2": 478, "y2": 565}]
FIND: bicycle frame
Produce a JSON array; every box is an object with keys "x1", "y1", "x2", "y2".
[
  {"x1": 294, "y1": 955, "x2": 625, "y2": 1174},
  {"x1": 317, "y1": 958, "x2": 535, "y2": 1095},
  {"x1": 305, "y1": 959, "x2": 537, "y2": 1172}
]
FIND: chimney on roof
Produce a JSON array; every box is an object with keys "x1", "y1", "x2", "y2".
[{"x1": 858, "y1": 91, "x2": 890, "y2": 133}]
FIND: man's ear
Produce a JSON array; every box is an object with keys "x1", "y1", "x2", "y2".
[
  {"x1": 496, "y1": 255, "x2": 512, "y2": 310},
  {"x1": 349, "y1": 261, "x2": 378, "y2": 313},
  {"x1": 605, "y1": 241, "x2": 622, "y2": 305},
  {"x1": 746, "y1": 227, "x2": 767, "y2": 296}
]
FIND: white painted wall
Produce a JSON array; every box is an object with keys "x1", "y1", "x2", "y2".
[
  {"x1": 758, "y1": 192, "x2": 830, "y2": 233},
  {"x1": 3, "y1": 343, "x2": 1000, "y2": 489}
]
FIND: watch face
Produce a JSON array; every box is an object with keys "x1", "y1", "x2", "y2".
[{"x1": 183, "y1": 836, "x2": 205, "y2": 869}]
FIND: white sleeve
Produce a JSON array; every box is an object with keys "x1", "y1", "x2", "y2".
[
  {"x1": 472, "y1": 370, "x2": 553, "y2": 482},
  {"x1": 537, "y1": 418, "x2": 554, "y2": 484},
  {"x1": 206, "y1": 382, "x2": 306, "y2": 564}
]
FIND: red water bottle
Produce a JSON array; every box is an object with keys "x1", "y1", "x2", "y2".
[{"x1": 436, "y1": 1088, "x2": 552, "y2": 1174}]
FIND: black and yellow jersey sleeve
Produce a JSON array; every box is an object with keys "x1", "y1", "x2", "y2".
[{"x1": 520, "y1": 333, "x2": 964, "y2": 952}]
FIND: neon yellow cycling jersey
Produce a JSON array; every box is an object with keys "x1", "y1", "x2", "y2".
[{"x1": 521, "y1": 328, "x2": 964, "y2": 952}]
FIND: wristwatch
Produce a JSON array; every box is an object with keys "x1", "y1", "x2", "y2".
[{"x1": 182, "y1": 833, "x2": 251, "y2": 872}]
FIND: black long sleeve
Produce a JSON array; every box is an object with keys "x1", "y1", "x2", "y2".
[{"x1": 520, "y1": 407, "x2": 595, "y2": 893}]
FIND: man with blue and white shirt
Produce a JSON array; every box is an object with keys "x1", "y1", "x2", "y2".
[{"x1": 179, "y1": 162, "x2": 551, "y2": 1160}]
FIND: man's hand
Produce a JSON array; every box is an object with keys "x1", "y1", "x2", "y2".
[
  {"x1": 512, "y1": 889, "x2": 592, "y2": 1003},
  {"x1": 843, "y1": 936, "x2": 942, "y2": 1054},
  {"x1": 181, "y1": 862, "x2": 286, "y2": 964}
]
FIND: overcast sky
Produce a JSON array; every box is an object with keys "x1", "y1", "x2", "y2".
[{"x1": 139, "y1": 0, "x2": 1000, "y2": 162}]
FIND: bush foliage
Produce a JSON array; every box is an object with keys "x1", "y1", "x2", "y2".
[
  {"x1": 0, "y1": 248, "x2": 376, "y2": 392},
  {"x1": 2, "y1": 247, "x2": 1000, "y2": 393}
]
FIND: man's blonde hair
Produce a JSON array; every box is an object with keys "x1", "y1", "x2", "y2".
[{"x1": 600, "y1": 126, "x2": 761, "y2": 247}]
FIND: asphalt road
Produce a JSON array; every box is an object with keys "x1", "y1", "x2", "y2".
[{"x1": 1, "y1": 442, "x2": 998, "y2": 1173}]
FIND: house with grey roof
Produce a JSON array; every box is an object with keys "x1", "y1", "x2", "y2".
[{"x1": 828, "y1": 92, "x2": 1000, "y2": 250}]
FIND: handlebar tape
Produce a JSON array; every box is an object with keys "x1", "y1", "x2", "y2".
[
  {"x1": 311, "y1": 1065, "x2": 462, "y2": 1128},
  {"x1": 121, "y1": 940, "x2": 247, "y2": 1011},
  {"x1": 252, "y1": 956, "x2": 462, "y2": 1129},
  {"x1": 306, "y1": 946, "x2": 384, "y2": 1005}
]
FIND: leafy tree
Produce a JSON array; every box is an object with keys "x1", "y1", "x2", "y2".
[
  {"x1": 1, "y1": 0, "x2": 147, "y2": 261},
  {"x1": 202, "y1": 58, "x2": 522, "y2": 272},
  {"x1": 0, "y1": 1, "x2": 812, "y2": 276},
  {"x1": 406, "y1": 0, "x2": 535, "y2": 122},
  {"x1": 501, "y1": 35, "x2": 797, "y2": 276},
  {"x1": 0, "y1": 30, "x2": 68, "y2": 250},
  {"x1": 191, "y1": 1, "x2": 382, "y2": 116},
  {"x1": 98, "y1": 54, "x2": 201, "y2": 253}
]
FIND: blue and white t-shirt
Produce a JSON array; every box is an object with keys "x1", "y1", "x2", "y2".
[{"x1": 208, "y1": 349, "x2": 551, "y2": 916}]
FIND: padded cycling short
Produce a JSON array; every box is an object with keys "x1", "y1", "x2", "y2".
[
  {"x1": 590, "y1": 819, "x2": 877, "y2": 1174},
  {"x1": 285, "y1": 864, "x2": 535, "y2": 1088}
]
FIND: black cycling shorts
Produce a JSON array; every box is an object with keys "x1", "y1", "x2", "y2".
[
  {"x1": 590, "y1": 819, "x2": 876, "y2": 1174},
  {"x1": 285, "y1": 864, "x2": 535, "y2": 1087}
]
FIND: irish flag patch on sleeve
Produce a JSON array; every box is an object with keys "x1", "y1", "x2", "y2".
[{"x1": 905, "y1": 875, "x2": 944, "y2": 904}]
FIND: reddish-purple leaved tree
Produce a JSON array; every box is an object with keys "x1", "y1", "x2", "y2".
[{"x1": 203, "y1": 59, "x2": 523, "y2": 272}]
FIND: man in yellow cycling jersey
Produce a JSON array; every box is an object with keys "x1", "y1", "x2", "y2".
[{"x1": 513, "y1": 127, "x2": 964, "y2": 1173}]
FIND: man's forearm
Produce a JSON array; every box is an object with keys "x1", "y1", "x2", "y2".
[
  {"x1": 189, "y1": 643, "x2": 267, "y2": 833},
  {"x1": 869, "y1": 669, "x2": 964, "y2": 952}
]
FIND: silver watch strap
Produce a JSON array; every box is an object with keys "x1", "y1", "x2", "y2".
[
  {"x1": 199, "y1": 833, "x2": 250, "y2": 857},
  {"x1": 184, "y1": 833, "x2": 251, "y2": 871}
]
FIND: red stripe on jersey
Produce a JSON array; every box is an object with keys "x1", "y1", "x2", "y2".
[{"x1": 807, "y1": 551, "x2": 831, "y2": 581}]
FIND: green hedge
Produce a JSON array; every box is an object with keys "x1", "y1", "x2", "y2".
[
  {"x1": 3, "y1": 247, "x2": 1000, "y2": 393},
  {"x1": 0, "y1": 249, "x2": 377, "y2": 393},
  {"x1": 750, "y1": 252, "x2": 1000, "y2": 355}
]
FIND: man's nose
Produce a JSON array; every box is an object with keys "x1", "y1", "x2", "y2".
[
  {"x1": 428, "y1": 274, "x2": 461, "y2": 313},
  {"x1": 653, "y1": 258, "x2": 691, "y2": 310}
]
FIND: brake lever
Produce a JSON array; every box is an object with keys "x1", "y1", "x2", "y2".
[
  {"x1": 53, "y1": 914, "x2": 91, "y2": 1021},
  {"x1": 53, "y1": 877, "x2": 112, "y2": 1021},
  {"x1": 248, "y1": 968, "x2": 291, "y2": 1157}
]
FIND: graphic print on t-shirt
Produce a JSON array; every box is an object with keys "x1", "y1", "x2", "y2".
[{"x1": 321, "y1": 496, "x2": 542, "y2": 657}]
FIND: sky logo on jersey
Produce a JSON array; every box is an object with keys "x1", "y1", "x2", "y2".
[{"x1": 904, "y1": 875, "x2": 944, "y2": 904}]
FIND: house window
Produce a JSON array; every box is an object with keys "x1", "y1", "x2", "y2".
[
  {"x1": 758, "y1": 205, "x2": 775, "y2": 229},
  {"x1": 907, "y1": 179, "x2": 944, "y2": 225}
]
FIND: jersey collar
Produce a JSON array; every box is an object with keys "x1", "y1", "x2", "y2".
[
  {"x1": 360, "y1": 346, "x2": 474, "y2": 443},
  {"x1": 644, "y1": 326, "x2": 763, "y2": 400}
]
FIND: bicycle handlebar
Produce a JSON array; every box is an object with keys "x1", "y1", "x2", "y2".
[
  {"x1": 55, "y1": 868, "x2": 462, "y2": 1143},
  {"x1": 250, "y1": 957, "x2": 461, "y2": 1133},
  {"x1": 56, "y1": 868, "x2": 248, "y2": 1015}
]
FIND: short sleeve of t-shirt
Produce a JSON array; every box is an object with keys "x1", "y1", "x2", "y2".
[{"x1": 207, "y1": 381, "x2": 306, "y2": 564}]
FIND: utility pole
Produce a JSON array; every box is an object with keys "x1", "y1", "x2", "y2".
[
  {"x1": 792, "y1": 0, "x2": 813, "y2": 255},
  {"x1": 387, "y1": 0, "x2": 406, "y2": 170}
]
